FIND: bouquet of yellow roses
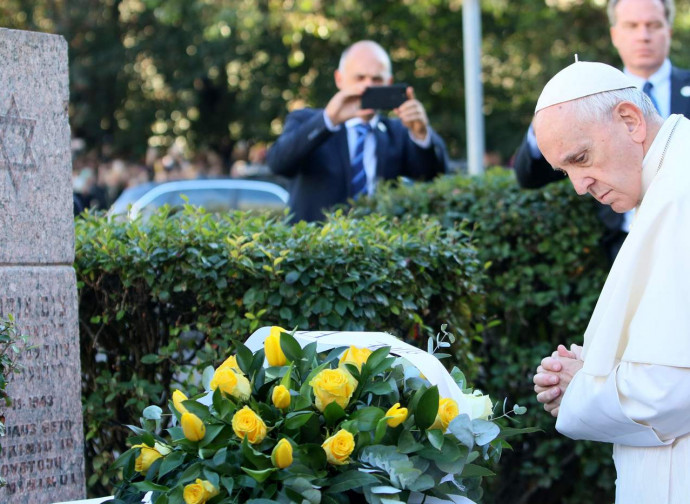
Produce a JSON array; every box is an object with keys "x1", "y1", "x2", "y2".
[{"x1": 107, "y1": 326, "x2": 528, "y2": 504}]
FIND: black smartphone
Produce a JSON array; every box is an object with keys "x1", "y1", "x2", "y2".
[{"x1": 361, "y1": 84, "x2": 408, "y2": 110}]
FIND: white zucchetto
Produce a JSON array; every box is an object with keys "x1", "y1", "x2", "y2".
[{"x1": 535, "y1": 61, "x2": 637, "y2": 113}]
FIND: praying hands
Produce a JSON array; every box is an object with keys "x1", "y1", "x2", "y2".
[{"x1": 533, "y1": 344, "x2": 584, "y2": 417}]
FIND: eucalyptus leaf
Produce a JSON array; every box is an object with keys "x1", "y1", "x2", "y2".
[
  {"x1": 324, "y1": 470, "x2": 380, "y2": 493},
  {"x1": 142, "y1": 405, "x2": 162, "y2": 421}
]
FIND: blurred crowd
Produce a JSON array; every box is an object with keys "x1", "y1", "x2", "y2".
[{"x1": 71, "y1": 138, "x2": 277, "y2": 212}]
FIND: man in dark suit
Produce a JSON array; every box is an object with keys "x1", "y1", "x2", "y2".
[
  {"x1": 266, "y1": 40, "x2": 447, "y2": 222},
  {"x1": 514, "y1": 0, "x2": 690, "y2": 263}
]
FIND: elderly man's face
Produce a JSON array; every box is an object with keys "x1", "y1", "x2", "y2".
[
  {"x1": 534, "y1": 102, "x2": 644, "y2": 213},
  {"x1": 610, "y1": 0, "x2": 671, "y2": 79},
  {"x1": 335, "y1": 45, "x2": 392, "y2": 95}
]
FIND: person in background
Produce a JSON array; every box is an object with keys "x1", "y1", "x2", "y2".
[
  {"x1": 266, "y1": 40, "x2": 447, "y2": 223},
  {"x1": 513, "y1": 0, "x2": 690, "y2": 263}
]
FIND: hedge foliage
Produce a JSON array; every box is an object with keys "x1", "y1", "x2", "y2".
[
  {"x1": 74, "y1": 208, "x2": 486, "y2": 496},
  {"x1": 352, "y1": 170, "x2": 617, "y2": 504},
  {"x1": 77, "y1": 169, "x2": 621, "y2": 502}
]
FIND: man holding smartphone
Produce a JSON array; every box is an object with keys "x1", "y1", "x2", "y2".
[{"x1": 266, "y1": 40, "x2": 448, "y2": 223}]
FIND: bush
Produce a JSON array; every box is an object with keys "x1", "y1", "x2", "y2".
[
  {"x1": 0, "y1": 315, "x2": 28, "y2": 488},
  {"x1": 352, "y1": 170, "x2": 616, "y2": 503},
  {"x1": 75, "y1": 208, "x2": 486, "y2": 496}
]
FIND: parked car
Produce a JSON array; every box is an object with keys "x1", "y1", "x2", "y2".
[{"x1": 109, "y1": 179, "x2": 289, "y2": 220}]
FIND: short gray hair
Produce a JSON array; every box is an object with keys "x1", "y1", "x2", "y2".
[
  {"x1": 570, "y1": 87, "x2": 660, "y2": 123},
  {"x1": 338, "y1": 40, "x2": 392, "y2": 76},
  {"x1": 607, "y1": 0, "x2": 675, "y2": 26}
]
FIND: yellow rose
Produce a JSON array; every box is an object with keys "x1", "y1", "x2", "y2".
[
  {"x1": 172, "y1": 389, "x2": 188, "y2": 415},
  {"x1": 322, "y1": 429, "x2": 355, "y2": 465},
  {"x1": 232, "y1": 405, "x2": 267, "y2": 444},
  {"x1": 210, "y1": 366, "x2": 251, "y2": 401},
  {"x1": 338, "y1": 346, "x2": 372, "y2": 372},
  {"x1": 464, "y1": 391, "x2": 493, "y2": 420},
  {"x1": 430, "y1": 397, "x2": 459, "y2": 431},
  {"x1": 265, "y1": 326, "x2": 288, "y2": 366},
  {"x1": 133, "y1": 444, "x2": 164, "y2": 473},
  {"x1": 385, "y1": 403, "x2": 408, "y2": 428},
  {"x1": 271, "y1": 438, "x2": 293, "y2": 469},
  {"x1": 219, "y1": 354, "x2": 244, "y2": 375},
  {"x1": 181, "y1": 411, "x2": 206, "y2": 442},
  {"x1": 272, "y1": 384, "x2": 291, "y2": 410},
  {"x1": 183, "y1": 478, "x2": 219, "y2": 504},
  {"x1": 309, "y1": 368, "x2": 356, "y2": 412}
]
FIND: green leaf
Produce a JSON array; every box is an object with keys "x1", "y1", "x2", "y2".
[
  {"x1": 141, "y1": 354, "x2": 161, "y2": 364},
  {"x1": 236, "y1": 344, "x2": 254, "y2": 374},
  {"x1": 513, "y1": 404, "x2": 527, "y2": 415},
  {"x1": 220, "y1": 475, "x2": 235, "y2": 495},
  {"x1": 364, "y1": 380, "x2": 395, "y2": 396},
  {"x1": 182, "y1": 400, "x2": 210, "y2": 420},
  {"x1": 426, "y1": 429, "x2": 444, "y2": 450},
  {"x1": 285, "y1": 411, "x2": 314, "y2": 430},
  {"x1": 242, "y1": 466, "x2": 277, "y2": 483},
  {"x1": 199, "y1": 423, "x2": 227, "y2": 447},
  {"x1": 397, "y1": 430, "x2": 424, "y2": 454},
  {"x1": 448, "y1": 414, "x2": 474, "y2": 450},
  {"x1": 280, "y1": 331, "x2": 303, "y2": 363},
  {"x1": 158, "y1": 450, "x2": 185, "y2": 477},
  {"x1": 323, "y1": 402, "x2": 347, "y2": 426},
  {"x1": 363, "y1": 346, "x2": 391, "y2": 373},
  {"x1": 472, "y1": 419, "x2": 501, "y2": 446},
  {"x1": 373, "y1": 417, "x2": 389, "y2": 445},
  {"x1": 414, "y1": 386, "x2": 439, "y2": 431},
  {"x1": 285, "y1": 271, "x2": 300, "y2": 284},
  {"x1": 460, "y1": 464, "x2": 496, "y2": 478},
  {"x1": 132, "y1": 481, "x2": 170, "y2": 492},
  {"x1": 324, "y1": 470, "x2": 380, "y2": 493},
  {"x1": 351, "y1": 406, "x2": 385, "y2": 432},
  {"x1": 142, "y1": 405, "x2": 162, "y2": 420},
  {"x1": 178, "y1": 462, "x2": 202, "y2": 484},
  {"x1": 241, "y1": 437, "x2": 272, "y2": 470}
]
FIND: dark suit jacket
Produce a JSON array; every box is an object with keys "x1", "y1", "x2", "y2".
[
  {"x1": 513, "y1": 65, "x2": 690, "y2": 262},
  {"x1": 267, "y1": 108, "x2": 448, "y2": 222}
]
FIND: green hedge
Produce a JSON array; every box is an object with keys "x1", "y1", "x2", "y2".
[
  {"x1": 352, "y1": 170, "x2": 616, "y2": 504},
  {"x1": 75, "y1": 208, "x2": 486, "y2": 496}
]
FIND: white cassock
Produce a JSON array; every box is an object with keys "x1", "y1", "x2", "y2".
[{"x1": 555, "y1": 114, "x2": 690, "y2": 504}]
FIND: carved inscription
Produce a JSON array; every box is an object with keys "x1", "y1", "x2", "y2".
[
  {"x1": 0, "y1": 95, "x2": 37, "y2": 193},
  {"x1": 0, "y1": 290, "x2": 84, "y2": 503}
]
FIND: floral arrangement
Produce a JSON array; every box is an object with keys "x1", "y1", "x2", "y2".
[{"x1": 108, "y1": 327, "x2": 528, "y2": 504}]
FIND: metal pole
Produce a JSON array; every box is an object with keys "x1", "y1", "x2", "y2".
[{"x1": 463, "y1": 0, "x2": 485, "y2": 175}]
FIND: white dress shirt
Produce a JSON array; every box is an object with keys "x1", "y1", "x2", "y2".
[{"x1": 323, "y1": 111, "x2": 430, "y2": 195}]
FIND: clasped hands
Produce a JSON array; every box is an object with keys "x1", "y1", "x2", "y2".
[
  {"x1": 533, "y1": 344, "x2": 585, "y2": 417},
  {"x1": 325, "y1": 86, "x2": 429, "y2": 140}
]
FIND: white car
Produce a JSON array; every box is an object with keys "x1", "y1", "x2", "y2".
[{"x1": 109, "y1": 179, "x2": 289, "y2": 220}]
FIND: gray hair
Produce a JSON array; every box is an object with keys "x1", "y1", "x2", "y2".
[
  {"x1": 570, "y1": 87, "x2": 661, "y2": 123},
  {"x1": 338, "y1": 40, "x2": 392, "y2": 77},
  {"x1": 607, "y1": 0, "x2": 675, "y2": 26}
]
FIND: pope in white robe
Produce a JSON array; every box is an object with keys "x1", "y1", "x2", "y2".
[{"x1": 531, "y1": 60, "x2": 690, "y2": 503}]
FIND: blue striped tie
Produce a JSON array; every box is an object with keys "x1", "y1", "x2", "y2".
[
  {"x1": 350, "y1": 123, "x2": 372, "y2": 198},
  {"x1": 643, "y1": 81, "x2": 660, "y2": 113}
]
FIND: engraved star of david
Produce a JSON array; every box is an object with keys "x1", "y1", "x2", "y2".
[{"x1": 0, "y1": 95, "x2": 37, "y2": 192}]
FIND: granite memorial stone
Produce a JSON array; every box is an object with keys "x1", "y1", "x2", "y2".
[{"x1": 0, "y1": 28, "x2": 85, "y2": 503}]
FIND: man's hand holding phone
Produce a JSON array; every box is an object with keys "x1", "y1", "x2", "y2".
[
  {"x1": 395, "y1": 87, "x2": 429, "y2": 141},
  {"x1": 324, "y1": 88, "x2": 373, "y2": 126},
  {"x1": 325, "y1": 84, "x2": 429, "y2": 141}
]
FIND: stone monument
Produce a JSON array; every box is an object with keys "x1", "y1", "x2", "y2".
[{"x1": 0, "y1": 28, "x2": 85, "y2": 503}]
